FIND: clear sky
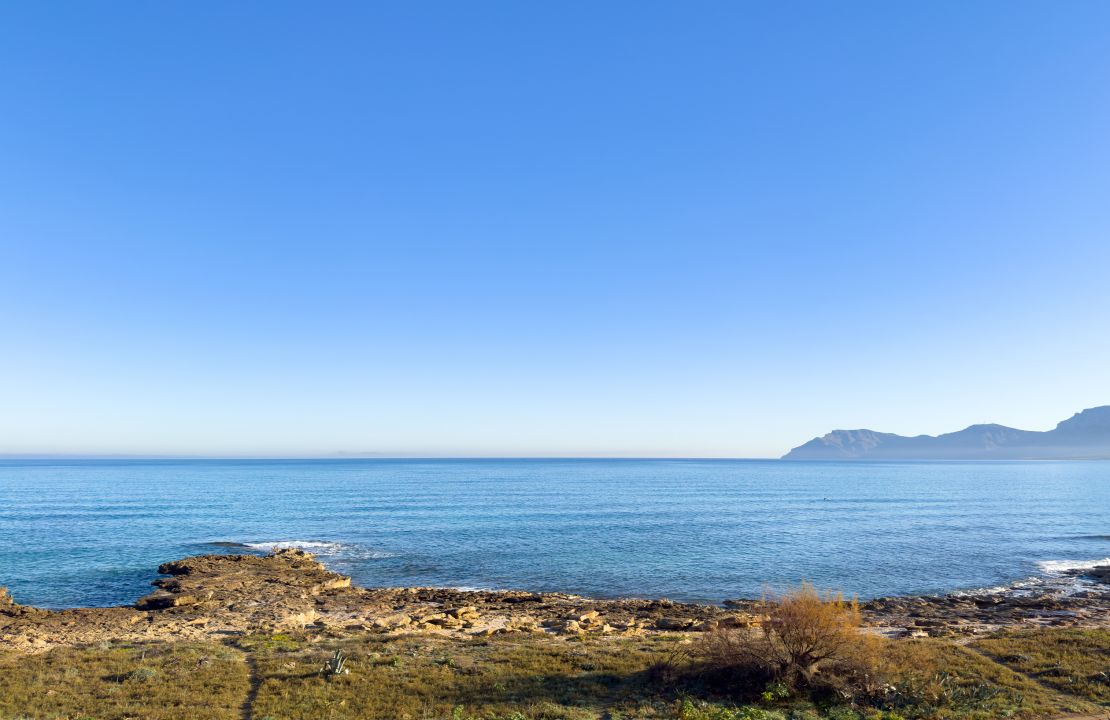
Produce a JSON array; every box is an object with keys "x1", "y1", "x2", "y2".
[{"x1": 2, "y1": 2, "x2": 1110, "y2": 458}]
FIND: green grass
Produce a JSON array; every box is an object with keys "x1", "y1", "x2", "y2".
[
  {"x1": 248, "y1": 633, "x2": 679, "y2": 720},
  {"x1": 972, "y1": 628, "x2": 1110, "y2": 705},
  {"x1": 0, "y1": 641, "x2": 248, "y2": 720},
  {"x1": 880, "y1": 638, "x2": 1098, "y2": 719},
  {"x1": 0, "y1": 630, "x2": 1105, "y2": 720}
]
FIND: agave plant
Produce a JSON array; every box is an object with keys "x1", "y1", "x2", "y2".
[{"x1": 322, "y1": 649, "x2": 349, "y2": 678}]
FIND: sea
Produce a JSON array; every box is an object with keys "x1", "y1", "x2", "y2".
[{"x1": 0, "y1": 458, "x2": 1106, "y2": 608}]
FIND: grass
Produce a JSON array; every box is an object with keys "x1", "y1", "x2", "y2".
[
  {"x1": 248, "y1": 632, "x2": 678, "y2": 720},
  {"x1": 972, "y1": 628, "x2": 1110, "y2": 705},
  {"x1": 879, "y1": 638, "x2": 1097, "y2": 719},
  {"x1": 0, "y1": 641, "x2": 248, "y2": 720},
  {"x1": 0, "y1": 629, "x2": 1105, "y2": 720}
]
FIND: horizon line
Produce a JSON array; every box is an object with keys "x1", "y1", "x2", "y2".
[{"x1": 0, "y1": 454, "x2": 780, "y2": 461}]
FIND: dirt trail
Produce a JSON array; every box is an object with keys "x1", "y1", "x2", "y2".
[{"x1": 239, "y1": 651, "x2": 261, "y2": 720}]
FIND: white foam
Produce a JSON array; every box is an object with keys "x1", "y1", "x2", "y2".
[
  {"x1": 1037, "y1": 557, "x2": 1110, "y2": 574},
  {"x1": 951, "y1": 557, "x2": 1110, "y2": 599},
  {"x1": 240, "y1": 540, "x2": 398, "y2": 560},
  {"x1": 950, "y1": 577, "x2": 1041, "y2": 597},
  {"x1": 243, "y1": 540, "x2": 343, "y2": 552}
]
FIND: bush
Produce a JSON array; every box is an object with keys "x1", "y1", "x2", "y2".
[{"x1": 698, "y1": 583, "x2": 878, "y2": 694}]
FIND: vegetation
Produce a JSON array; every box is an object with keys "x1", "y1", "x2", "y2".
[
  {"x1": 248, "y1": 633, "x2": 673, "y2": 720},
  {"x1": 697, "y1": 583, "x2": 878, "y2": 697},
  {"x1": 878, "y1": 638, "x2": 1093, "y2": 719},
  {"x1": 972, "y1": 628, "x2": 1110, "y2": 705},
  {"x1": 0, "y1": 641, "x2": 248, "y2": 720},
  {"x1": 0, "y1": 603, "x2": 1105, "y2": 720}
]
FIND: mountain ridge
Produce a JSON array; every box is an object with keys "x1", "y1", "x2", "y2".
[{"x1": 782, "y1": 405, "x2": 1110, "y2": 460}]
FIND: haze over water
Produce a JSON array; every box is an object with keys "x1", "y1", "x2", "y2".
[{"x1": 1, "y1": 458, "x2": 1107, "y2": 609}]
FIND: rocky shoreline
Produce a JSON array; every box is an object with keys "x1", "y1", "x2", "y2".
[{"x1": 2, "y1": 549, "x2": 1107, "y2": 653}]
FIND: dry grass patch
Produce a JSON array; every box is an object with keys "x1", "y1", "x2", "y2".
[
  {"x1": 0, "y1": 641, "x2": 248, "y2": 720},
  {"x1": 972, "y1": 628, "x2": 1110, "y2": 705},
  {"x1": 879, "y1": 638, "x2": 1097, "y2": 719},
  {"x1": 248, "y1": 632, "x2": 684, "y2": 720}
]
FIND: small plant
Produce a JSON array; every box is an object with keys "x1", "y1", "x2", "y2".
[
  {"x1": 761, "y1": 680, "x2": 791, "y2": 703},
  {"x1": 678, "y1": 698, "x2": 789, "y2": 720},
  {"x1": 787, "y1": 710, "x2": 820, "y2": 720},
  {"x1": 321, "y1": 649, "x2": 349, "y2": 679},
  {"x1": 823, "y1": 707, "x2": 859, "y2": 720},
  {"x1": 123, "y1": 666, "x2": 159, "y2": 683}
]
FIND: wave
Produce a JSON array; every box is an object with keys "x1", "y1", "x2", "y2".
[
  {"x1": 952, "y1": 556, "x2": 1109, "y2": 599},
  {"x1": 241, "y1": 540, "x2": 344, "y2": 552},
  {"x1": 949, "y1": 576, "x2": 1041, "y2": 597},
  {"x1": 1037, "y1": 557, "x2": 1110, "y2": 574},
  {"x1": 209, "y1": 539, "x2": 399, "y2": 560}
]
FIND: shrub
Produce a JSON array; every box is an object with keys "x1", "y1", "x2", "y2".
[
  {"x1": 698, "y1": 583, "x2": 878, "y2": 694},
  {"x1": 124, "y1": 666, "x2": 160, "y2": 683}
]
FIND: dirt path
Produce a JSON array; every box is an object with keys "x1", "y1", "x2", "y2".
[{"x1": 239, "y1": 651, "x2": 261, "y2": 720}]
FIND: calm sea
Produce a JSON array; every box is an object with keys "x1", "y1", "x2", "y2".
[{"x1": 0, "y1": 459, "x2": 1106, "y2": 608}]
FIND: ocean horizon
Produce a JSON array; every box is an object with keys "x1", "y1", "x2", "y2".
[{"x1": 2, "y1": 457, "x2": 1106, "y2": 609}]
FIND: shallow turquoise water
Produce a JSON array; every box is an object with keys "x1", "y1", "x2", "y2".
[{"x1": 0, "y1": 458, "x2": 1106, "y2": 607}]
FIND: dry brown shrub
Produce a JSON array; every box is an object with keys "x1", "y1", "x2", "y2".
[{"x1": 698, "y1": 582, "x2": 880, "y2": 693}]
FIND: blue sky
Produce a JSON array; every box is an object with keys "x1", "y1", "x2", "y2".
[{"x1": 2, "y1": 2, "x2": 1109, "y2": 457}]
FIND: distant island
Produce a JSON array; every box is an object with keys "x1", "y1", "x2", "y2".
[{"x1": 783, "y1": 405, "x2": 1110, "y2": 460}]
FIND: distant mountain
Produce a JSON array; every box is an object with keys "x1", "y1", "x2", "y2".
[{"x1": 782, "y1": 406, "x2": 1110, "y2": 460}]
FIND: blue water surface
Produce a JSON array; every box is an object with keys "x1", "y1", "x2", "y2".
[{"x1": 0, "y1": 459, "x2": 1106, "y2": 608}]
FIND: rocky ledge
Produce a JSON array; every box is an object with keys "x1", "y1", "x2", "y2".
[{"x1": 2, "y1": 551, "x2": 1107, "y2": 653}]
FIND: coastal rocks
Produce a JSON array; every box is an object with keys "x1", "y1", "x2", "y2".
[
  {"x1": 135, "y1": 591, "x2": 205, "y2": 610},
  {"x1": 4, "y1": 548, "x2": 1109, "y2": 655},
  {"x1": 0, "y1": 549, "x2": 363, "y2": 651},
  {"x1": 369, "y1": 613, "x2": 412, "y2": 630},
  {"x1": 861, "y1": 577, "x2": 1110, "y2": 638},
  {"x1": 411, "y1": 606, "x2": 482, "y2": 631},
  {"x1": 541, "y1": 609, "x2": 610, "y2": 635},
  {"x1": 0, "y1": 587, "x2": 12, "y2": 608},
  {"x1": 1083, "y1": 565, "x2": 1110, "y2": 584}
]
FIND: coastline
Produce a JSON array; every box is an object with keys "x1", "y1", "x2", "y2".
[{"x1": 3, "y1": 548, "x2": 1107, "y2": 654}]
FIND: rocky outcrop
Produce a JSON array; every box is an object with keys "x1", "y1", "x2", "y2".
[
  {"x1": 0, "y1": 550, "x2": 750, "y2": 653},
  {"x1": 2, "y1": 549, "x2": 1107, "y2": 653},
  {"x1": 1084, "y1": 565, "x2": 1110, "y2": 584},
  {"x1": 860, "y1": 565, "x2": 1110, "y2": 639}
]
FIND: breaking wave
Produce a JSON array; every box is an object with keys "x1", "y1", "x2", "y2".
[
  {"x1": 1037, "y1": 557, "x2": 1110, "y2": 574},
  {"x1": 207, "y1": 539, "x2": 397, "y2": 560},
  {"x1": 951, "y1": 556, "x2": 1108, "y2": 599}
]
